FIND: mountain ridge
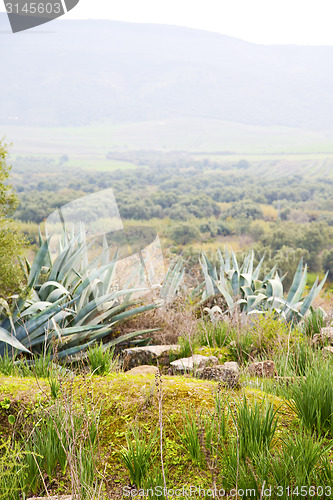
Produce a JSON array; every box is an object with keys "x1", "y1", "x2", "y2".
[{"x1": 1, "y1": 14, "x2": 333, "y2": 130}]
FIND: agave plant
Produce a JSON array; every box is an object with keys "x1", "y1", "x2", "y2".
[
  {"x1": 195, "y1": 248, "x2": 327, "y2": 324},
  {"x1": 159, "y1": 256, "x2": 184, "y2": 301},
  {"x1": 0, "y1": 226, "x2": 162, "y2": 360}
]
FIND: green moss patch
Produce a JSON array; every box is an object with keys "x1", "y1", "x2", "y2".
[{"x1": 0, "y1": 373, "x2": 303, "y2": 498}]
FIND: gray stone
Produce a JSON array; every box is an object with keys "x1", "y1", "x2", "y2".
[
  {"x1": 170, "y1": 354, "x2": 218, "y2": 372},
  {"x1": 248, "y1": 360, "x2": 276, "y2": 378},
  {"x1": 127, "y1": 365, "x2": 159, "y2": 375},
  {"x1": 313, "y1": 327, "x2": 333, "y2": 346},
  {"x1": 123, "y1": 345, "x2": 180, "y2": 370},
  {"x1": 197, "y1": 362, "x2": 240, "y2": 388},
  {"x1": 222, "y1": 361, "x2": 240, "y2": 373}
]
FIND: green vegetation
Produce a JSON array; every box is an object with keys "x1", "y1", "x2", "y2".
[
  {"x1": 0, "y1": 226, "x2": 158, "y2": 359},
  {"x1": 119, "y1": 424, "x2": 158, "y2": 487},
  {"x1": 87, "y1": 343, "x2": 118, "y2": 376},
  {"x1": 288, "y1": 361, "x2": 333, "y2": 436},
  {"x1": 0, "y1": 142, "x2": 27, "y2": 299},
  {"x1": 196, "y1": 249, "x2": 327, "y2": 323},
  {"x1": 0, "y1": 140, "x2": 333, "y2": 498},
  {"x1": 9, "y1": 151, "x2": 333, "y2": 292}
]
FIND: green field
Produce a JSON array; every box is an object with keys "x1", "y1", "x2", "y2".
[{"x1": 2, "y1": 119, "x2": 333, "y2": 174}]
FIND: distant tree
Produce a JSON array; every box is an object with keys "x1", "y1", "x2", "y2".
[
  {"x1": 322, "y1": 249, "x2": 333, "y2": 279},
  {"x1": 59, "y1": 154, "x2": 69, "y2": 165},
  {"x1": 0, "y1": 141, "x2": 27, "y2": 299},
  {"x1": 236, "y1": 159, "x2": 250, "y2": 170},
  {"x1": 169, "y1": 222, "x2": 200, "y2": 245},
  {"x1": 249, "y1": 221, "x2": 265, "y2": 241},
  {"x1": 223, "y1": 200, "x2": 263, "y2": 220}
]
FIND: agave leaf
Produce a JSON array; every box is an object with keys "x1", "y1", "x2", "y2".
[
  {"x1": 60, "y1": 325, "x2": 115, "y2": 350},
  {"x1": 73, "y1": 262, "x2": 119, "y2": 298},
  {"x1": 160, "y1": 258, "x2": 184, "y2": 300},
  {"x1": 71, "y1": 293, "x2": 117, "y2": 327},
  {"x1": 231, "y1": 270, "x2": 240, "y2": 296},
  {"x1": 217, "y1": 248, "x2": 225, "y2": 272},
  {"x1": 56, "y1": 323, "x2": 113, "y2": 337},
  {"x1": 266, "y1": 278, "x2": 284, "y2": 298},
  {"x1": 204, "y1": 252, "x2": 218, "y2": 281},
  {"x1": 48, "y1": 244, "x2": 72, "y2": 283},
  {"x1": 110, "y1": 303, "x2": 157, "y2": 324},
  {"x1": 28, "y1": 237, "x2": 51, "y2": 289},
  {"x1": 287, "y1": 264, "x2": 308, "y2": 306},
  {"x1": 214, "y1": 282, "x2": 234, "y2": 310},
  {"x1": 103, "y1": 328, "x2": 160, "y2": 349},
  {"x1": 51, "y1": 317, "x2": 62, "y2": 340},
  {"x1": 239, "y1": 273, "x2": 252, "y2": 289},
  {"x1": 263, "y1": 264, "x2": 278, "y2": 283},
  {"x1": 54, "y1": 341, "x2": 95, "y2": 360},
  {"x1": 20, "y1": 301, "x2": 53, "y2": 317},
  {"x1": 299, "y1": 273, "x2": 328, "y2": 318},
  {"x1": 253, "y1": 254, "x2": 265, "y2": 281},
  {"x1": 81, "y1": 299, "x2": 137, "y2": 327},
  {"x1": 15, "y1": 297, "x2": 77, "y2": 341},
  {"x1": 0, "y1": 327, "x2": 31, "y2": 353},
  {"x1": 39, "y1": 281, "x2": 70, "y2": 302},
  {"x1": 230, "y1": 248, "x2": 239, "y2": 275},
  {"x1": 241, "y1": 286, "x2": 254, "y2": 298},
  {"x1": 241, "y1": 251, "x2": 251, "y2": 274},
  {"x1": 100, "y1": 259, "x2": 118, "y2": 296},
  {"x1": 246, "y1": 293, "x2": 266, "y2": 312},
  {"x1": 39, "y1": 226, "x2": 52, "y2": 268},
  {"x1": 224, "y1": 247, "x2": 231, "y2": 272},
  {"x1": 247, "y1": 250, "x2": 254, "y2": 276},
  {"x1": 21, "y1": 310, "x2": 74, "y2": 348},
  {"x1": 200, "y1": 255, "x2": 216, "y2": 297},
  {"x1": 46, "y1": 287, "x2": 71, "y2": 303}
]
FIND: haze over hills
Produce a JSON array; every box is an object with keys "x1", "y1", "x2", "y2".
[{"x1": 1, "y1": 13, "x2": 333, "y2": 131}]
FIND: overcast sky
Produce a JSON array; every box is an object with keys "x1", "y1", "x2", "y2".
[{"x1": 2, "y1": 0, "x2": 333, "y2": 45}]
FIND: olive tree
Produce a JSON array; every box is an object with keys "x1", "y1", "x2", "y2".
[{"x1": 0, "y1": 140, "x2": 27, "y2": 299}]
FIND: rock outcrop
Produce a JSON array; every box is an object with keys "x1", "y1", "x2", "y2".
[
  {"x1": 197, "y1": 361, "x2": 240, "y2": 388},
  {"x1": 170, "y1": 354, "x2": 218, "y2": 373},
  {"x1": 123, "y1": 345, "x2": 181, "y2": 370},
  {"x1": 127, "y1": 365, "x2": 159, "y2": 375},
  {"x1": 313, "y1": 327, "x2": 333, "y2": 346},
  {"x1": 248, "y1": 360, "x2": 276, "y2": 378}
]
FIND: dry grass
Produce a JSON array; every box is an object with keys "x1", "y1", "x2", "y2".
[{"x1": 115, "y1": 293, "x2": 198, "y2": 346}]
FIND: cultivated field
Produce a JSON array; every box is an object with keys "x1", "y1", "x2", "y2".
[{"x1": 2, "y1": 119, "x2": 333, "y2": 175}]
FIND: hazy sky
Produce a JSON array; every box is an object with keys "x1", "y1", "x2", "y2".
[{"x1": 2, "y1": 0, "x2": 333, "y2": 45}]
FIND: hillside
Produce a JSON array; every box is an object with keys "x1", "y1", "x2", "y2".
[{"x1": 1, "y1": 13, "x2": 333, "y2": 130}]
